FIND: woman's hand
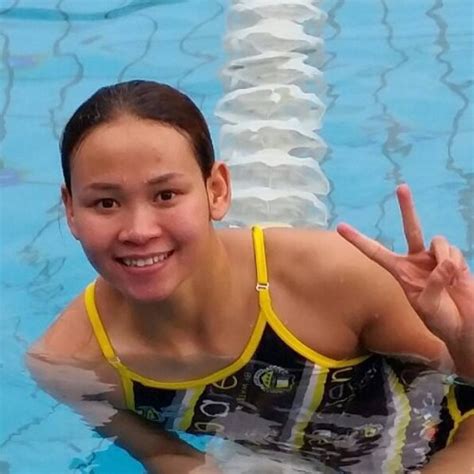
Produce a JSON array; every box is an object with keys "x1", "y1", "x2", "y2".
[{"x1": 337, "y1": 184, "x2": 474, "y2": 379}]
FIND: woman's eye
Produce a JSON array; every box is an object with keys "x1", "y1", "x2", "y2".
[
  {"x1": 96, "y1": 198, "x2": 117, "y2": 209},
  {"x1": 157, "y1": 191, "x2": 176, "y2": 202}
]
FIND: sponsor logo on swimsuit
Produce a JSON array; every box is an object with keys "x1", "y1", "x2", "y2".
[{"x1": 253, "y1": 365, "x2": 295, "y2": 393}]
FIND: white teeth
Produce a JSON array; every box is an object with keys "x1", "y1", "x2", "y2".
[{"x1": 122, "y1": 252, "x2": 170, "y2": 267}]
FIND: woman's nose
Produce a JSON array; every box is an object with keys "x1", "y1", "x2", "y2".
[{"x1": 118, "y1": 206, "x2": 162, "y2": 244}]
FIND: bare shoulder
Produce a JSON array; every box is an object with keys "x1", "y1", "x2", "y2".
[
  {"x1": 218, "y1": 225, "x2": 385, "y2": 311},
  {"x1": 27, "y1": 291, "x2": 99, "y2": 365},
  {"x1": 218, "y1": 226, "x2": 369, "y2": 289},
  {"x1": 261, "y1": 226, "x2": 440, "y2": 326},
  {"x1": 266, "y1": 226, "x2": 367, "y2": 262},
  {"x1": 220, "y1": 225, "x2": 365, "y2": 270},
  {"x1": 263, "y1": 227, "x2": 379, "y2": 292}
]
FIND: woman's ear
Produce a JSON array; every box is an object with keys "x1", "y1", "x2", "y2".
[
  {"x1": 61, "y1": 185, "x2": 79, "y2": 240},
  {"x1": 206, "y1": 162, "x2": 231, "y2": 221}
]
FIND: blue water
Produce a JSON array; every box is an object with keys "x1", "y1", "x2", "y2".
[{"x1": 1, "y1": 0, "x2": 472, "y2": 472}]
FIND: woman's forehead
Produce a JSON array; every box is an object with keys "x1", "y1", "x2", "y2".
[
  {"x1": 70, "y1": 118, "x2": 202, "y2": 183},
  {"x1": 82, "y1": 116, "x2": 192, "y2": 147},
  {"x1": 76, "y1": 117, "x2": 194, "y2": 159}
]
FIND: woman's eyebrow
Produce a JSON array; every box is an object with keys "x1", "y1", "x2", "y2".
[
  {"x1": 83, "y1": 173, "x2": 186, "y2": 191},
  {"x1": 83, "y1": 182, "x2": 121, "y2": 191}
]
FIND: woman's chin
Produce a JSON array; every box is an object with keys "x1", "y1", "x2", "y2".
[{"x1": 119, "y1": 283, "x2": 177, "y2": 304}]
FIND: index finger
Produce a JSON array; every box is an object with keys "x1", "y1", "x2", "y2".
[
  {"x1": 336, "y1": 222, "x2": 398, "y2": 274},
  {"x1": 396, "y1": 184, "x2": 425, "y2": 254}
]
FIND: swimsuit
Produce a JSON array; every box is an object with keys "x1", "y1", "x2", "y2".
[{"x1": 85, "y1": 226, "x2": 474, "y2": 472}]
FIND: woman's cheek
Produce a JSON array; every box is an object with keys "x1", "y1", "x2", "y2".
[{"x1": 75, "y1": 215, "x2": 115, "y2": 255}]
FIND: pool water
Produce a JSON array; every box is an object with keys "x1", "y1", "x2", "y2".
[{"x1": 1, "y1": 0, "x2": 472, "y2": 472}]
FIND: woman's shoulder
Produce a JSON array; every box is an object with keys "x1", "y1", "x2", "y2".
[
  {"x1": 263, "y1": 226, "x2": 373, "y2": 277},
  {"x1": 28, "y1": 290, "x2": 100, "y2": 363},
  {"x1": 218, "y1": 225, "x2": 378, "y2": 286},
  {"x1": 219, "y1": 225, "x2": 348, "y2": 254},
  {"x1": 261, "y1": 226, "x2": 392, "y2": 325}
]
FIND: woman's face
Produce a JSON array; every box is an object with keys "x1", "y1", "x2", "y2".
[{"x1": 63, "y1": 115, "x2": 230, "y2": 302}]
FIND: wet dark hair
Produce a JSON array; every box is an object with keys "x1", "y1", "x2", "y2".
[{"x1": 60, "y1": 80, "x2": 215, "y2": 192}]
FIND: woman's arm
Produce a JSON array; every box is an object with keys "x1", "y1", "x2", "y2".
[{"x1": 99, "y1": 410, "x2": 220, "y2": 474}]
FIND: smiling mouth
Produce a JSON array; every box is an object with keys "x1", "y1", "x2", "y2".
[{"x1": 118, "y1": 251, "x2": 173, "y2": 268}]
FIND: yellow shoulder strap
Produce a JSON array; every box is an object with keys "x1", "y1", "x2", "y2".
[
  {"x1": 84, "y1": 282, "x2": 135, "y2": 408},
  {"x1": 84, "y1": 282, "x2": 120, "y2": 367},
  {"x1": 251, "y1": 226, "x2": 272, "y2": 308}
]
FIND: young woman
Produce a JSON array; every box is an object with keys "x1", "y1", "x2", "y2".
[{"x1": 27, "y1": 80, "x2": 474, "y2": 473}]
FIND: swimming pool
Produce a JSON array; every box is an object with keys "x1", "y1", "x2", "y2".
[{"x1": 1, "y1": 0, "x2": 472, "y2": 472}]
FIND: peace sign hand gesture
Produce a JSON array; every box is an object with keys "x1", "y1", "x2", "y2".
[{"x1": 337, "y1": 184, "x2": 474, "y2": 380}]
